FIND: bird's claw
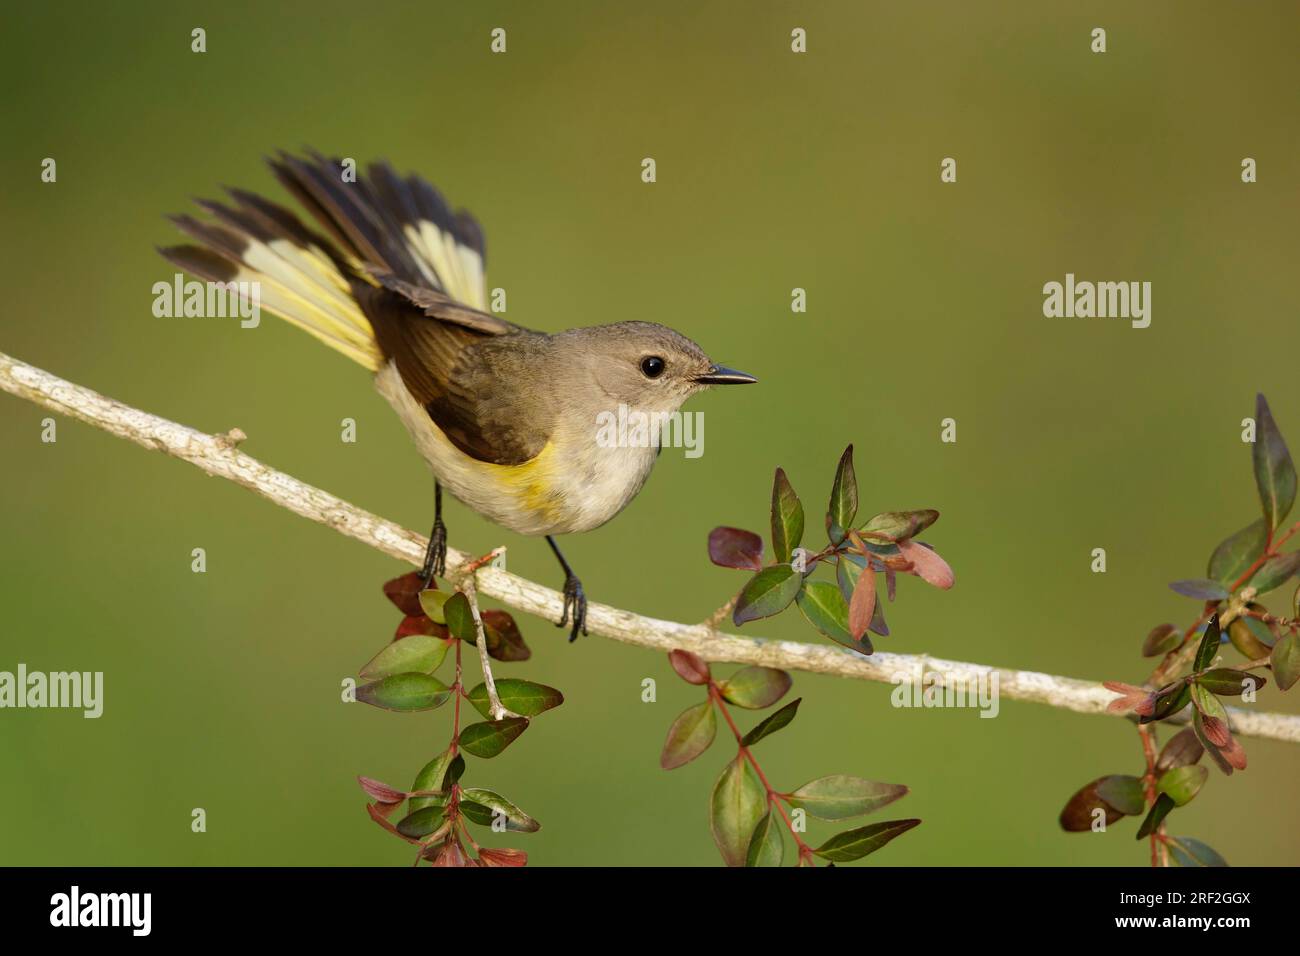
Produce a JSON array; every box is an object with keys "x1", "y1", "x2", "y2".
[
  {"x1": 556, "y1": 572, "x2": 588, "y2": 642},
  {"x1": 419, "y1": 518, "x2": 447, "y2": 588}
]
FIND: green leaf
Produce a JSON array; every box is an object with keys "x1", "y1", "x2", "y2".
[
  {"x1": 1194, "y1": 617, "x2": 1222, "y2": 671},
  {"x1": 1157, "y1": 765, "x2": 1208, "y2": 806},
  {"x1": 409, "y1": 747, "x2": 455, "y2": 812},
  {"x1": 1191, "y1": 684, "x2": 1229, "y2": 729},
  {"x1": 859, "y1": 510, "x2": 939, "y2": 542},
  {"x1": 1271, "y1": 633, "x2": 1300, "y2": 691},
  {"x1": 442, "y1": 592, "x2": 476, "y2": 642},
  {"x1": 812, "y1": 818, "x2": 920, "y2": 862},
  {"x1": 1166, "y1": 836, "x2": 1228, "y2": 867},
  {"x1": 732, "y1": 565, "x2": 802, "y2": 626},
  {"x1": 1140, "y1": 681, "x2": 1191, "y2": 723},
  {"x1": 741, "y1": 698, "x2": 801, "y2": 747},
  {"x1": 358, "y1": 635, "x2": 449, "y2": 681},
  {"x1": 836, "y1": 553, "x2": 863, "y2": 602},
  {"x1": 785, "y1": 775, "x2": 908, "y2": 821},
  {"x1": 1196, "y1": 668, "x2": 1266, "y2": 697},
  {"x1": 395, "y1": 805, "x2": 447, "y2": 838},
  {"x1": 1135, "y1": 793, "x2": 1176, "y2": 839},
  {"x1": 466, "y1": 678, "x2": 563, "y2": 719},
  {"x1": 1207, "y1": 518, "x2": 1269, "y2": 585},
  {"x1": 745, "y1": 810, "x2": 784, "y2": 867},
  {"x1": 458, "y1": 717, "x2": 529, "y2": 758},
  {"x1": 1170, "y1": 579, "x2": 1230, "y2": 601},
  {"x1": 417, "y1": 589, "x2": 451, "y2": 624},
  {"x1": 1247, "y1": 551, "x2": 1300, "y2": 595},
  {"x1": 459, "y1": 788, "x2": 541, "y2": 832},
  {"x1": 719, "y1": 665, "x2": 792, "y2": 709},
  {"x1": 1253, "y1": 393, "x2": 1296, "y2": 532},
  {"x1": 770, "y1": 468, "x2": 804, "y2": 564},
  {"x1": 356, "y1": 673, "x2": 451, "y2": 712},
  {"x1": 1141, "y1": 623, "x2": 1180, "y2": 658},
  {"x1": 1228, "y1": 617, "x2": 1273, "y2": 658},
  {"x1": 709, "y1": 755, "x2": 767, "y2": 867},
  {"x1": 1095, "y1": 775, "x2": 1146, "y2": 816},
  {"x1": 795, "y1": 580, "x2": 872, "y2": 655},
  {"x1": 827, "y1": 445, "x2": 858, "y2": 542},
  {"x1": 660, "y1": 701, "x2": 717, "y2": 770}
]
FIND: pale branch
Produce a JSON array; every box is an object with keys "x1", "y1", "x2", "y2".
[{"x1": 3, "y1": 348, "x2": 1298, "y2": 744}]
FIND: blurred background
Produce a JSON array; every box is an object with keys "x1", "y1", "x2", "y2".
[{"x1": 1, "y1": 0, "x2": 1297, "y2": 866}]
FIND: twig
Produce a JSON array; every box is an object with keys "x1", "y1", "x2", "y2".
[{"x1": 4, "y1": 349, "x2": 1299, "y2": 743}]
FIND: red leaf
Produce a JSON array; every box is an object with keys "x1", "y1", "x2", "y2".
[
  {"x1": 669, "y1": 649, "x2": 711, "y2": 685},
  {"x1": 899, "y1": 540, "x2": 954, "y2": 590},
  {"x1": 394, "y1": 614, "x2": 449, "y2": 639},
  {"x1": 357, "y1": 776, "x2": 406, "y2": 805},
  {"x1": 1219, "y1": 734, "x2": 1248, "y2": 771},
  {"x1": 1201, "y1": 715, "x2": 1231, "y2": 748},
  {"x1": 425, "y1": 839, "x2": 471, "y2": 867},
  {"x1": 708, "y1": 527, "x2": 764, "y2": 571},
  {"x1": 384, "y1": 572, "x2": 431, "y2": 617},
  {"x1": 477, "y1": 847, "x2": 528, "y2": 867},
  {"x1": 848, "y1": 563, "x2": 877, "y2": 640},
  {"x1": 1102, "y1": 681, "x2": 1154, "y2": 716}
]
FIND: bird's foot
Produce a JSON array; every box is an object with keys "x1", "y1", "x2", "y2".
[
  {"x1": 556, "y1": 572, "x2": 588, "y2": 642},
  {"x1": 418, "y1": 517, "x2": 447, "y2": 588}
]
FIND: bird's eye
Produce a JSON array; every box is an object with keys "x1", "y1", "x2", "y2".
[{"x1": 640, "y1": 356, "x2": 666, "y2": 379}]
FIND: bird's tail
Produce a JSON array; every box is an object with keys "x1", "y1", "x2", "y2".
[{"x1": 159, "y1": 150, "x2": 489, "y2": 371}]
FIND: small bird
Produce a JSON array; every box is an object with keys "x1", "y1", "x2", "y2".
[{"x1": 160, "y1": 151, "x2": 755, "y2": 639}]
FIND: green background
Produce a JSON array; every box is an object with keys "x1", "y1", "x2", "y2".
[{"x1": 1, "y1": 0, "x2": 1297, "y2": 866}]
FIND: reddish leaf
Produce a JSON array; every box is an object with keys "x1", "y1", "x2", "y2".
[
  {"x1": 357, "y1": 776, "x2": 406, "y2": 805},
  {"x1": 669, "y1": 649, "x2": 711, "y2": 685},
  {"x1": 708, "y1": 527, "x2": 764, "y2": 571},
  {"x1": 482, "y1": 610, "x2": 531, "y2": 662},
  {"x1": 395, "y1": 614, "x2": 449, "y2": 639},
  {"x1": 366, "y1": 803, "x2": 422, "y2": 845},
  {"x1": 1102, "y1": 681, "x2": 1155, "y2": 716},
  {"x1": 899, "y1": 540, "x2": 954, "y2": 590},
  {"x1": 425, "y1": 839, "x2": 470, "y2": 867},
  {"x1": 1219, "y1": 734, "x2": 1248, "y2": 771},
  {"x1": 383, "y1": 572, "x2": 431, "y2": 617},
  {"x1": 1200, "y1": 715, "x2": 1231, "y2": 748},
  {"x1": 847, "y1": 563, "x2": 877, "y2": 640},
  {"x1": 477, "y1": 847, "x2": 528, "y2": 867}
]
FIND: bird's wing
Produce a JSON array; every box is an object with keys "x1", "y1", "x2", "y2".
[
  {"x1": 362, "y1": 284, "x2": 552, "y2": 466},
  {"x1": 268, "y1": 150, "x2": 493, "y2": 311}
]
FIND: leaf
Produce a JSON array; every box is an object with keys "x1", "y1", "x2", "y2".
[
  {"x1": 466, "y1": 678, "x2": 564, "y2": 719},
  {"x1": 899, "y1": 540, "x2": 954, "y2": 590},
  {"x1": 836, "y1": 553, "x2": 863, "y2": 602},
  {"x1": 1135, "y1": 793, "x2": 1176, "y2": 839},
  {"x1": 1253, "y1": 393, "x2": 1296, "y2": 532},
  {"x1": 1059, "y1": 779, "x2": 1125, "y2": 831},
  {"x1": 477, "y1": 847, "x2": 528, "y2": 867},
  {"x1": 785, "y1": 775, "x2": 908, "y2": 821},
  {"x1": 442, "y1": 592, "x2": 475, "y2": 642},
  {"x1": 417, "y1": 589, "x2": 450, "y2": 624},
  {"x1": 1166, "y1": 836, "x2": 1228, "y2": 867},
  {"x1": 812, "y1": 819, "x2": 920, "y2": 862},
  {"x1": 1228, "y1": 618, "x2": 1273, "y2": 659},
  {"x1": 1195, "y1": 668, "x2": 1266, "y2": 697},
  {"x1": 357, "y1": 776, "x2": 406, "y2": 805},
  {"x1": 394, "y1": 614, "x2": 446, "y2": 639},
  {"x1": 1155, "y1": 728, "x2": 1204, "y2": 773},
  {"x1": 409, "y1": 748, "x2": 456, "y2": 812},
  {"x1": 395, "y1": 805, "x2": 447, "y2": 839},
  {"x1": 796, "y1": 580, "x2": 872, "y2": 654},
  {"x1": 847, "y1": 562, "x2": 877, "y2": 640},
  {"x1": 1191, "y1": 683, "x2": 1229, "y2": 728},
  {"x1": 383, "y1": 572, "x2": 429, "y2": 617},
  {"x1": 1194, "y1": 617, "x2": 1222, "y2": 671},
  {"x1": 827, "y1": 445, "x2": 858, "y2": 542},
  {"x1": 1271, "y1": 633, "x2": 1300, "y2": 691},
  {"x1": 1142, "y1": 623, "x2": 1181, "y2": 658},
  {"x1": 1207, "y1": 518, "x2": 1269, "y2": 585},
  {"x1": 1095, "y1": 775, "x2": 1147, "y2": 816},
  {"x1": 481, "y1": 610, "x2": 531, "y2": 662},
  {"x1": 859, "y1": 510, "x2": 939, "y2": 542},
  {"x1": 669, "y1": 649, "x2": 711, "y2": 685},
  {"x1": 1157, "y1": 765, "x2": 1208, "y2": 806},
  {"x1": 660, "y1": 701, "x2": 717, "y2": 770},
  {"x1": 770, "y1": 468, "x2": 804, "y2": 564},
  {"x1": 1140, "y1": 681, "x2": 1190, "y2": 723},
  {"x1": 1192, "y1": 710, "x2": 1238, "y2": 776},
  {"x1": 1247, "y1": 551, "x2": 1300, "y2": 596},
  {"x1": 459, "y1": 788, "x2": 541, "y2": 832},
  {"x1": 458, "y1": 717, "x2": 529, "y2": 758},
  {"x1": 732, "y1": 565, "x2": 801, "y2": 626},
  {"x1": 741, "y1": 698, "x2": 801, "y2": 747},
  {"x1": 358, "y1": 634, "x2": 449, "y2": 681},
  {"x1": 1169, "y1": 579, "x2": 1230, "y2": 601},
  {"x1": 719, "y1": 665, "x2": 792, "y2": 709},
  {"x1": 745, "y1": 810, "x2": 785, "y2": 867},
  {"x1": 708, "y1": 527, "x2": 764, "y2": 571},
  {"x1": 709, "y1": 756, "x2": 767, "y2": 867},
  {"x1": 356, "y1": 673, "x2": 451, "y2": 712}
]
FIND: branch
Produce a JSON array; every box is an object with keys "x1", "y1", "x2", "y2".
[{"x1": 4, "y1": 349, "x2": 1298, "y2": 744}]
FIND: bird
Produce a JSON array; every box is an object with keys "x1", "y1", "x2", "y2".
[{"x1": 159, "y1": 150, "x2": 756, "y2": 640}]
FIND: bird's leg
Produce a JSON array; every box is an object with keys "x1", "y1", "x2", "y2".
[
  {"x1": 418, "y1": 481, "x2": 447, "y2": 587},
  {"x1": 546, "y1": 536, "x2": 588, "y2": 641}
]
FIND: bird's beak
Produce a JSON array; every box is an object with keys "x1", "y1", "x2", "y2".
[{"x1": 695, "y1": 364, "x2": 757, "y2": 385}]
